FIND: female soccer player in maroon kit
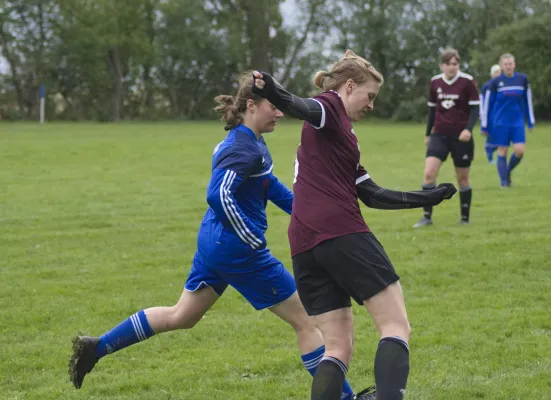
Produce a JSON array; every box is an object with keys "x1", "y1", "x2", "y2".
[
  {"x1": 252, "y1": 50, "x2": 456, "y2": 400},
  {"x1": 413, "y1": 48, "x2": 480, "y2": 227}
]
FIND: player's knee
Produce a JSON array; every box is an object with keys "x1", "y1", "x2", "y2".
[
  {"x1": 380, "y1": 320, "x2": 411, "y2": 342},
  {"x1": 170, "y1": 305, "x2": 202, "y2": 330},
  {"x1": 458, "y1": 177, "x2": 470, "y2": 188},
  {"x1": 423, "y1": 170, "x2": 437, "y2": 184}
]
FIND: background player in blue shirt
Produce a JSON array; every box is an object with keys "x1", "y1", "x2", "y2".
[
  {"x1": 479, "y1": 64, "x2": 501, "y2": 163},
  {"x1": 481, "y1": 53, "x2": 535, "y2": 187},
  {"x1": 68, "y1": 71, "x2": 368, "y2": 400}
]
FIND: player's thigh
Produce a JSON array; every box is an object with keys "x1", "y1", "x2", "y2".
[
  {"x1": 292, "y1": 249, "x2": 351, "y2": 317},
  {"x1": 426, "y1": 134, "x2": 450, "y2": 163},
  {"x1": 511, "y1": 127, "x2": 526, "y2": 153},
  {"x1": 425, "y1": 134, "x2": 448, "y2": 180},
  {"x1": 269, "y1": 291, "x2": 313, "y2": 331},
  {"x1": 184, "y1": 252, "x2": 228, "y2": 297},
  {"x1": 312, "y1": 307, "x2": 355, "y2": 365},
  {"x1": 312, "y1": 232, "x2": 400, "y2": 307},
  {"x1": 364, "y1": 281, "x2": 410, "y2": 341},
  {"x1": 171, "y1": 286, "x2": 220, "y2": 327},
  {"x1": 451, "y1": 137, "x2": 474, "y2": 169},
  {"x1": 221, "y1": 251, "x2": 297, "y2": 311},
  {"x1": 491, "y1": 125, "x2": 511, "y2": 148}
]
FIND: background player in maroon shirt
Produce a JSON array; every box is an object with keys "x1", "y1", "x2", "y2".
[
  {"x1": 252, "y1": 50, "x2": 457, "y2": 400},
  {"x1": 413, "y1": 48, "x2": 480, "y2": 228}
]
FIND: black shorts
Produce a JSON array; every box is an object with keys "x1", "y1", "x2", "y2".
[
  {"x1": 292, "y1": 232, "x2": 400, "y2": 316},
  {"x1": 426, "y1": 133, "x2": 474, "y2": 168}
]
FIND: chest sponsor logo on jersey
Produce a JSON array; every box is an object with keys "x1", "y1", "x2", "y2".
[{"x1": 437, "y1": 86, "x2": 459, "y2": 109}]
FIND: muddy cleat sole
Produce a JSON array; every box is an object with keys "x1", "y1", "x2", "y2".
[
  {"x1": 69, "y1": 335, "x2": 100, "y2": 389},
  {"x1": 354, "y1": 385, "x2": 377, "y2": 400},
  {"x1": 413, "y1": 217, "x2": 433, "y2": 228}
]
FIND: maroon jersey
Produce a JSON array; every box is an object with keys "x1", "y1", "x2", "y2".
[
  {"x1": 289, "y1": 91, "x2": 370, "y2": 257},
  {"x1": 428, "y1": 72, "x2": 480, "y2": 136}
]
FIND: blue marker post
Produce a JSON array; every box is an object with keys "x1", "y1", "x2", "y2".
[{"x1": 40, "y1": 84, "x2": 45, "y2": 124}]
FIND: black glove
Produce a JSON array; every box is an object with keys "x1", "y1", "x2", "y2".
[
  {"x1": 436, "y1": 183, "x2": 457, "y2": 200},
  {"x1": 251, "y1": 71, "x2": 277, "y2": 99}
]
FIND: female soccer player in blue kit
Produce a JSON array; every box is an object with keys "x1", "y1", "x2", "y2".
[
  {"x1": 68, "y1": 71, "x2": 372, "y2": 400},
  {"x1": 481, "y1": 53, "x2": 535, "y2": 187}
]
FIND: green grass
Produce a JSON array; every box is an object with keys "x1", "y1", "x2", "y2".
[{"x1": 1, "y1": 121, "x2": 550, "y2": 400}]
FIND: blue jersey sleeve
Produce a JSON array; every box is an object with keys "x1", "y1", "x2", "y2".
[
  {"x1": 206, "y1": 147, "x2": 267, "y2": 250},
  {"x1": 481, "y1": 82, "x2": 495, "y2": 130},
  {"x1": 523, "y1": 76, "x2": 535, "y2": 129},
  {"x1": 268, "y1": 175, "x2": 293, "y2": 215}
]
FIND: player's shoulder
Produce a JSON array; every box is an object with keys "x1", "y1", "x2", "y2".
[
  {"x1": 431, "y1": 73, "x2": 444, "y2": 82},
  {"x1": 313, "y1": 90, "x2": 342, "y2": 108},
  {"x1": 516, "y1": 72, "x2": 529, "y2": 82},
  {"x1": 218, "y1": 132, "x2": 262, "y2": 161},
  {"x1": 458, "y1": 72, "x2": 474, "y2": 81}
]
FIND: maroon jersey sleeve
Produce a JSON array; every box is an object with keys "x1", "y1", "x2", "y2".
[
  {"x1": 466, "y1": 79, "x2": 480, "y2": 106},
  {"x1": 428, "y1": 80, "x2": 437, "y2": 107},
  {"x1": 310, "y1": 91, "x2": 343, "y2": 131}
]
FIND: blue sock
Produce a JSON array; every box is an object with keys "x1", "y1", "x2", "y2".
[
  {"x1": 497, "y1": 155, "x2": 508, "y2": 186},
  {"x1": 508, "y1": 153, "x2": 523, "y2": 174},
  {"x1": 95, "y1": 310, "x2": 155, "y2": 358},
  {"x1": 301, "y1": 345, "x2": 354, "y2": 400},
  {"x1": 484, "y1": 143, "x2": 495, "y2": 162}
]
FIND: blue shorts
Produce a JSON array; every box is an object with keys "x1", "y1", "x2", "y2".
[
  {"x1": 489, "y1": 125, "x2": 526, "y2": 146},
  {"x1": 184, "y1": 250, "x2": 296, "y2": 310}
]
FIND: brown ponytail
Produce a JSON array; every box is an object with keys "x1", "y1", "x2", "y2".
[{"x1": 213, "y1": 71, "x2": 263, "y2": 130}]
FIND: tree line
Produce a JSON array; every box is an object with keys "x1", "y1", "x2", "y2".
[{"x1": 1, "y1": 0, "x2": 550, "y2": 122}]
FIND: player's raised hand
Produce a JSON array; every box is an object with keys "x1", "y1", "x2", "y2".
[
  {"x1": 436, "y1": 183, "x2": 457, "y2": 200},
  {"x1": 252, "y1": 71, "x2": 277, "y2": 98},
  {"x1": 252, "y1": 71, "x2": 265, "y2": 91}
]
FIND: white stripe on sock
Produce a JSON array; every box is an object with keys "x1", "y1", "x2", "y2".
[
  {"x1": 303, "y1": 353, "x2": 324, "y2": 369},
  {"x1": 130, "y1": 314, "x2": 145, "y2": 341}
]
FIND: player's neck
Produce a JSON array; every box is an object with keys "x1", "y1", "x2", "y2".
[
  {"x1": 505, "y1": 72, "x2": 514, "y2": 78},
  {"x1": 241, "y1": 119, "x2": 262, "y2": 139},
  {"x1": 444, "y1": 72, "x2": 458, "y2": 81}
]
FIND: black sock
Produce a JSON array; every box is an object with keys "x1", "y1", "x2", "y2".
[
  {"x1": 459, "y1": 186, "x2": 472, "y2": 222},
  {"x1": 312, "y1": 357, "x2": 348, "y2": 400},
  {"x1": 422, "y1": 184, "x2": 436, "y2": 219},
  {"x1": 374, "y1": 336, "x2": 410, "y2": 400}
]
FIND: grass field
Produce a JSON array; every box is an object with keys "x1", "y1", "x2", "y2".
[{"x1": 1, "y1": 121, "x2": 550, "y2": 400}]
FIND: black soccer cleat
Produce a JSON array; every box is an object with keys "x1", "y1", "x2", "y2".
[
  {"x1": 354, "y1": 385, "x2": 377, "y2": 400},
  {"x1": 69, "y1": 335, "x2": 100, "y2": 389}
]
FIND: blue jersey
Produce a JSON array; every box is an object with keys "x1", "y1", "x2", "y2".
[
  {"x1": 481, "y1": 72, "x2": 535, "y2": 130},
  {"x1": 197, "y1": 124, "x2": 293, "y2": 263}
]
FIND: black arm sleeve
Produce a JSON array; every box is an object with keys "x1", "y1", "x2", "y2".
[
  {"x1": 251, "y1": 72, "x2": 323, "y2": 127},
  {"x1": 356, "y1": 178, "x2": 456, "y2": 210},
  {"x1": 465, "y1": 104, "x2": 479, "y2": 132},
  {"x1": 425, "y1": 107, "x2": 436, "y2": 136}
]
